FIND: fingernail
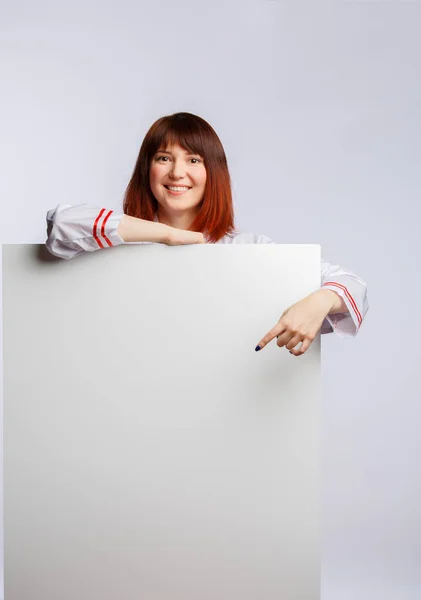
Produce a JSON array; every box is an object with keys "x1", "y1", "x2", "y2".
[{"x1": 255, "y1": 345, "x2": 261, "y2": 352}]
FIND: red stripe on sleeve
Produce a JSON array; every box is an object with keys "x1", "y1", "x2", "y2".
[
  {"x1": 101, "y1": 210, "x2": 114, "y2": 247},
  {"x1": 322, "y1": 281, "x2": 362, "y2": 325},
  {"x1": 93, "y1": 208, "x2": 106, "y2": 249}
]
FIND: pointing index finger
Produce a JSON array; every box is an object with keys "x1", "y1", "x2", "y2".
[{"x1": 255, "y1": 324, "x2": 283, "y2": 351}]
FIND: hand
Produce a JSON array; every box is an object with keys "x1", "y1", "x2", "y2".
[
  {"x1": 165, "y1": 226, "x2": 205, "y2": 246},
  {"x1": 255, "y1": 290, "x2": 337, "y2": 357}
]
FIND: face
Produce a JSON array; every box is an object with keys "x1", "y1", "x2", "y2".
[{"x1": 149, "y1": 143, "x2": 207, "y2": 220}]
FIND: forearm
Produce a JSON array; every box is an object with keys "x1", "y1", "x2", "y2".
[
  {"x1": 316, "y1": 289, "x2": 348, "y2": 314},
  {"x1": 117, "y1": 215, "x2": 169, "y2": 243}
]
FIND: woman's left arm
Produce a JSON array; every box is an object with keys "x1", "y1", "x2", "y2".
[{"x1": 255, "y1": 253, "x2": 369, "y2": 356}]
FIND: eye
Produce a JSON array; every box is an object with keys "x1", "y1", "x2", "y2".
[{"x1": 155, "y1": 155, "x2": 202, "y2": 164}]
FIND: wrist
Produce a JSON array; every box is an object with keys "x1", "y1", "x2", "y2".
[
  {"x1": 318, "y1": 288, "x2": 349, "y2": 314},
  {"x1": 315, "y1": 289, "x2": 342, "y2": 312},
  {"x1": 161, "y1": 224, "x2": 173, "y2": 244}
]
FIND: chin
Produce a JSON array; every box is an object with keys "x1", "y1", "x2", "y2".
[{"x1": 167, "y1": 202, "x2": 200, "y2": 212}]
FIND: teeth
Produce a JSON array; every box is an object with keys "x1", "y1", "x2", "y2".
[{"x1": 166, "y1": 186, "x2": 190, "y2": 191}]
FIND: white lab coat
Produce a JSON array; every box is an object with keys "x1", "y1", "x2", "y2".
[{"x1": 46, "y1": 203, "x2": 369, "y2": 339}]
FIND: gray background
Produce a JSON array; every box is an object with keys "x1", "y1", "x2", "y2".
[{"x1": 0, "y1": 0, "x2": 420, "y2": 598}]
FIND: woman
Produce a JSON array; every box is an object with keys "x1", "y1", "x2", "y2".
[{"x1": 46, "y1": 112, "x2": 369, "y2": 356}]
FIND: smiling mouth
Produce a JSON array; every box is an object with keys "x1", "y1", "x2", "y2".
[
  {"x1": 163, "y1": 185, "x2": 192, "y2": 196},
  {"x1": 164, "y1": 185, "x2": 191, "y2": 191}
]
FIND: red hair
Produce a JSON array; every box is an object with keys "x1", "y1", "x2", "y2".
[{"x1": 123, "y1": 112, "x2": 235, "y2": 243}]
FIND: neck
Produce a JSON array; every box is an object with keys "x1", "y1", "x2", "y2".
[{"x1": 156, "y1": 208, "x2": 198, "y2": 231}]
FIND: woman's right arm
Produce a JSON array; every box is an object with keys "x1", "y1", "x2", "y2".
[{"x1": 46, "y1": 204, "x2": 204, "y2": 260}]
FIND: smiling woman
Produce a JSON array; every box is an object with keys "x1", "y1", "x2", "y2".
[
  {"x1": 45, "y1": 112, "x2": 369, "y2": 355},
  {"x1": 121, "y1": 112, "x2": 234, "y2": 242}
]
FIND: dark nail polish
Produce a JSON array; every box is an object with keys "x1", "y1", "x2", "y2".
[{"x1": 255, "y1": 345, "x2": 261, "y2": 351}]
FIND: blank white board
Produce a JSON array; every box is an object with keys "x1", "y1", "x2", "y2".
[{"x1": 3, "y1": 244, "x2": 321, "y2": 600}]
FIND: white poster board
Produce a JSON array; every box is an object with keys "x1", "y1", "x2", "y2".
[{"x1": 3, "y1": 244, "x2": 321, "y2": 600}]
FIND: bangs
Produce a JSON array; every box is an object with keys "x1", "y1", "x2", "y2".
[{"x1": 151, "y1": 118, "x2": 206, "y2": 160}]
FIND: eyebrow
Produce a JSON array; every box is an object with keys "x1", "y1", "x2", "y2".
[{"x1": 156, "y1": 148, "x2": 201, "y2": 156}]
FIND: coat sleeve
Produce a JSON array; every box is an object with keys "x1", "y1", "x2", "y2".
[
  {"x1": 320, "y1": 259, "x2": 369, "y2": 338},
  {"x1": 254, "y1": 234, "x2": 369, "y2": 338},
  {"x1": 46, "y1": 203, "x2": 125, "y2": 260}
]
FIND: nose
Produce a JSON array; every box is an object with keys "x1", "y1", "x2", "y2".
[{"x1": 169, "y1": 159, "x2": 186, "y2": 180}]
